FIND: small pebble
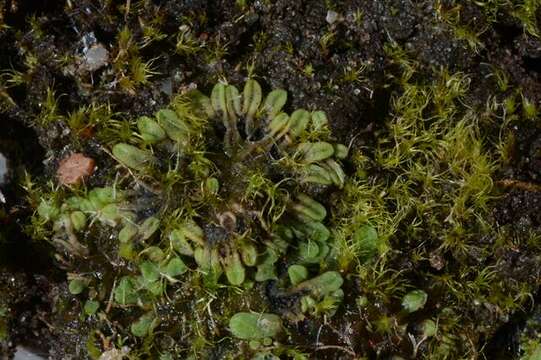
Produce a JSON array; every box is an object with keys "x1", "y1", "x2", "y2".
[
  {"x1": 429, "y1": 253, "x2": 445, "y2": 270},
  {"x1": 0, "y1": 152, "x2": 8, "y2": 185},
  {"x1": 13, "y1": 346, "x2": 47, "y2": 360},
  {"x1": 57, "y1": 153, "x2": 95, "y2": 186},
  {"x1": 160, "y1": 77, "x2": 173, "y2": 96},
  {"x1": 326, "y1": 10, "x2": 339, "y2": 25},
  {"x1": 82, "y1": 44, "x2": 109, "y2": 72},
  {"x1": 98, "y1": 347, "x2": 129, "y2": 360}
]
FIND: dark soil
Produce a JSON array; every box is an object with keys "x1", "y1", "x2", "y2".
[{"x1": 1, "y1": 0, "x2": 541, "y2": 359}]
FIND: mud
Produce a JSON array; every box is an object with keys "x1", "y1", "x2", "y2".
[{"x1": 1, "y1": 0, "x2": 541, "y2": 359}]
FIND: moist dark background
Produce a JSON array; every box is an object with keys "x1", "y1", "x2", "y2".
[{"x1": 1, "y1": 0, "x2": 541, "y2": 359}]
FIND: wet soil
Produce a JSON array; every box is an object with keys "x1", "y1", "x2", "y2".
[{"x1": 1, "y1": 0, "x2": 541, "y2": 359}]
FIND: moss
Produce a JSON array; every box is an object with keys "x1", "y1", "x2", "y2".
[{"x1": 328, "y1": 43, "x2": 541, "y2": 357}]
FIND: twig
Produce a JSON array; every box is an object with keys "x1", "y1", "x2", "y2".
[
  {"x1": 314, "y1": 345, "x2": 356, "y2": 356},
  {"x1": 496, "y1": 179, "x2": 541, "y2": 192},
  {"x1": 124, "y1": 0, "x2": 131, "y2": 21},
  {"x1": 106, "y1": 277, "x2": 117, "y2": 314}
]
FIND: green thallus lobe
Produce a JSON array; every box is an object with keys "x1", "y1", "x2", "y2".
[
  {"x1": 108, "y1": 79, "x2": 347, "y2": 287},
  {"x1": 36, "y1": 79, "x2": 347, "y2": 343}
]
